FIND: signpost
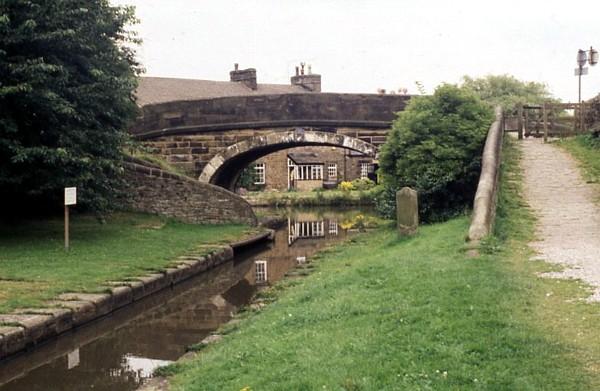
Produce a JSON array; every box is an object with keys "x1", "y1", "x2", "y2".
[{"x1": 64, "y1": 187, "x2": 77, "y2": 250}]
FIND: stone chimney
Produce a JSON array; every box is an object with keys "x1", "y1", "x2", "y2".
[
  {"x1": 291, "y1": 63, "x2": 321, "y2": 92},
  {"x1": 230, "y1": 63, "x2": 257, "y2": 90}
]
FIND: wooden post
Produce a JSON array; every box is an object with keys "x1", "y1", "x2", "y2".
[
  {"x1": 524, "y1": 109, "x2": 529, "y2": 137},
  {"x1": 543, "y1": 103, "x2": 548, "y2": 143},
  {"x1": 63, "y1": 187, "x2": 76, "y2": 251},
  {"x1": 64, "y1": 205, "x2": 70, "y2": 251},
  {"x1": 517, "y1": 105, "x2": 523, "y2": 140}
]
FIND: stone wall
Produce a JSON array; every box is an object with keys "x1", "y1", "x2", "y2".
[
  {"x1": 131, "y1": 93, "x2": 411, "y2": 137},
  {"x1": 123, "y1": 157, "x2": 257, "y2": 226},
  {"x1": 141, "y1": 127, "x2": 388, "y2": 179},
  {"x1": 467, "y1": 107, "x2": 505, "y2": 250}
]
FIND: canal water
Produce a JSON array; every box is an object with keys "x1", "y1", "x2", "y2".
[{"x1": 0, "y1": 207, "x2": 377, "y2": 391}]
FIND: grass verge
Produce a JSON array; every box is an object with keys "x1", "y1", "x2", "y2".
[
  {"x1": 156, "y1": 139, "x2": 600, "y2": 390},
  {"x1": 245, "y1": 188, "x2": 378, "y2": 207},
  {"x1": 0, "y1": 212, "x2": 255, "y2": 313},
  {"x1": 557, "y1": 135, "x2": 600, "y2": 186}
]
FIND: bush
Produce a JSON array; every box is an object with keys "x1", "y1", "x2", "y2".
[
  {"x1": 374, "y1": 185, "x2": 398, "y2": 219},
  {"x1": 338, "y1": 181, "x2": 354, "y2": 191},
  {"x1": 377, "y1": 84, "x2": 494, "y2": 222},
  {"x1": 350, "y1": 178, "x2": 375, "y2": 191}
]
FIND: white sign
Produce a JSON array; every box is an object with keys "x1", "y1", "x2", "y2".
[
  {"x1": 64, "y1": 187, "x2": 77, "y2": 206},
  {"x1": 575, "y1": 67, "x2": 589, "y2": 76}
]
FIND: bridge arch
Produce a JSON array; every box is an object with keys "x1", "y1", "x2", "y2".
[{"x1": 199, "y1": 129, "x2": 377, "y2": 190}]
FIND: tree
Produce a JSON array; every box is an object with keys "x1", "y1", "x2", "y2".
[
  {"x1": 377, "y1": 84, "x2": 493, "y2": 221},
  {"x1": 0, "y1": 0, "x2": 140, "y2": 215},
  {"x1": 461, "y1": 74, "x2": 555, "y2": 110}
]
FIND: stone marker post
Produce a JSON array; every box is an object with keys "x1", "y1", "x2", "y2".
[{"x1": 396, "y1": 187, "x2": 418, "y2": 236}]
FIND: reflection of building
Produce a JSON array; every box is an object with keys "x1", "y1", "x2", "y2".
[
  {"x1": 254, "y1": 260, "x2": 268, "y2": 284},
  {"x1": 287, "y1": 218, "x2": 339, "y2": 245}
]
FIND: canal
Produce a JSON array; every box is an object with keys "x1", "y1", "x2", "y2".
[{"x1": 0, "y1": 207, "x2": 378, "y2": 390}]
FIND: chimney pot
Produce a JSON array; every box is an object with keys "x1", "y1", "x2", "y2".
[{"x1": 234, "y1": 63, "x2": 239, "y2": 71}]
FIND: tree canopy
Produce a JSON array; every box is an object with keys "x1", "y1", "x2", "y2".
[
  {"x1": 461, "y1": 74, "x2": 556, "y2": 110},
  {"x1": 377, "y1": 84, "x2": 493, "y2": 221},
  {"x1": 0, "y1": 0, "x2": 140, "y2": 215}
]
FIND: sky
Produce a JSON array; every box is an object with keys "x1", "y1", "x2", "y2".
[{"x1": 111, "y1": 0, "x2": 600, "y2": 102}]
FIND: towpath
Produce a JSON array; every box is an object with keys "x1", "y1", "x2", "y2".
[{"x1": 521, "y1": 137, "x2": 600, "y2": 300}]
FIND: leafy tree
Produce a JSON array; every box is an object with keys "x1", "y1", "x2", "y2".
[
  {"x1": 377, "y1": 84, "x2": 494, "y2": 222},
  {"x1": 461, "y1": 74, "x2": 555, "y2": 110},
  {"x1": 0, "y1": 0, "x2": 140, "y2": 215}
]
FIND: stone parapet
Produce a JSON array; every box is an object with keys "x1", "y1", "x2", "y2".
[
  {"x1": 131, "y1": 93, "x2": 410, "y2": 137},
  {"x1": 467, "y1": 107, "x2": 505, "y2": 251},
  {"x1": 122, "y1": 156, "x2": 257, "y2": 226}
]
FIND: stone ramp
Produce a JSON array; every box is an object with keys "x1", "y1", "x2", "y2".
[{"x1": 521, "y1": 137, "x2": 600, "y2": 300}]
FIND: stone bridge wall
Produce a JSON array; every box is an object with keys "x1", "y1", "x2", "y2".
[
  {"x1": 142, "y1": 127, "x2": 389, "y2": 178},
  {"x1": 131, "y1": 93, "x2": 411, "y2": 138},
  {"x1": 123, "y1": 157, "x2": 257, "y2": 225}
]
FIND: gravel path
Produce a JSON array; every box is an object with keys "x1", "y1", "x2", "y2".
[{"x1": 521, "y1": 137, "x2": 600, "y2": 301}]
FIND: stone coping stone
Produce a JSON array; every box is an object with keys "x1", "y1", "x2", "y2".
[
  {"x1": 46, "y1": 300, "x2": 97, "y2": 327},
  {"x1": 0, "y1": 230, "x2": 273, "y2": 360},
  {"x1": 58, "y1": 293, "x2": 113, "y2": 317},
  {"x1": 110, "y1": 286, "x2": 134, "y2": 310},
  {"x1": 230, "y1": 229, "x2": 274, "y2": 249},
  {"x1": 0, "y1": 314, "x2": 55, "y2": 345},
  {"x1": 13, "y1": 308, "x2": 73, "y2": 335},
  {"x1": 0, "y1": 326, "x2": 26, "y2": 356}
]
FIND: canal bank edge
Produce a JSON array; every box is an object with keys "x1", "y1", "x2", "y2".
[{"x1": 0, "y1": 230, "x2": 274, "y2": 361}]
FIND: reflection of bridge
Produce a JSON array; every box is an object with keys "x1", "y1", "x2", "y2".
[{"x1": 131, "y1": 91, "x2": 410, "y2": 190}]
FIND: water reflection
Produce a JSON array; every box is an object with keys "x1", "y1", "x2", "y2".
[{"x1": 0, "y1": 207, "x2": 376, "y2": 391}]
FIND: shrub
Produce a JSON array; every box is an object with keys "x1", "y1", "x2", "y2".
[
  {"x1": 374, "y1": 185, "x2": 398, "y2": 219},
  {"x1": 378, "y1": 84, "x2": 494, "y2": 222},
  {"x1": 338, "y1": 181, "x2": 354, "y2": 191},
  {"x1": 350, "y1": 178, "x2": 375, "y2": 191}
]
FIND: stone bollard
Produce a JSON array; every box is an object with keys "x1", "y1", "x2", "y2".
[{"x1": 396, "y1": 187, "x2": 418, "y2": 236}]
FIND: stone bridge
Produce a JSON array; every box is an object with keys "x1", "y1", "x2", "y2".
[{"x1": 131, "y1": 92, "x2": 411, "y2": 189}]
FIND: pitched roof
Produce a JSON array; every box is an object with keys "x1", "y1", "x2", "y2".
[
  {"x1": 135, "y1": 76, "x2": 309, "y2": 106},
  {"x1": 288, "y1": 151, "x2": 326, "y2": 165}
]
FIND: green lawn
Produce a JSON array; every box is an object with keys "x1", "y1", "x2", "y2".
[
  {"x1": 0, "y1": 212, "x2": 253, "y2": 313},
  {"x1": 157, "y1": 138, "x2": 600, "y2": 390}
]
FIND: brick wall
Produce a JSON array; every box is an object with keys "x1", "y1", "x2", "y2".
[{"x1": 123, "y1": 157, "x2": 257, "y2": 225}]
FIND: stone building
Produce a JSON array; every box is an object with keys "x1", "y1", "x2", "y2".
[
  {"x1": 135, "y1": 64, "x2": 380, "y2": 191},
  {"x1": 254, "y1": 146, "x2": 377, "y2": 191}
]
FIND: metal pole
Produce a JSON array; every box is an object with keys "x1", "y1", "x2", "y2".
[{"x1": 578, "y1": 65, "x2": 582, "y2": 104}]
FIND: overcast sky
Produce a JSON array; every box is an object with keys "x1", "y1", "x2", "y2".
[{"x1": 111, "y1": 0, "x2": 600, "y2": 102}]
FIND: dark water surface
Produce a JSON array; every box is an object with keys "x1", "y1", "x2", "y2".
[{"x1": 0, "y1": 207, "x2": 376, "y2": 391}]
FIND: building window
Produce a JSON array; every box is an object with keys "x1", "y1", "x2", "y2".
[
  {"x1": 296, "y1": 164, "x2": 323, "y2": 180},
  {"x1": 254, "y1": 163, "x2": 265, "y2": 184},
  {"x1": 255, "y1": 260, "x2": 267, "y2": 283},
  {"x1": 327, "y1": 163, "x2": 337, "y2": 180},
  {"x1": 360, "y1": 163, "x2": 370, "y2": 179},
  {"x1": 328, "y1": 220, "x2": 338, "y2": 235}
]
